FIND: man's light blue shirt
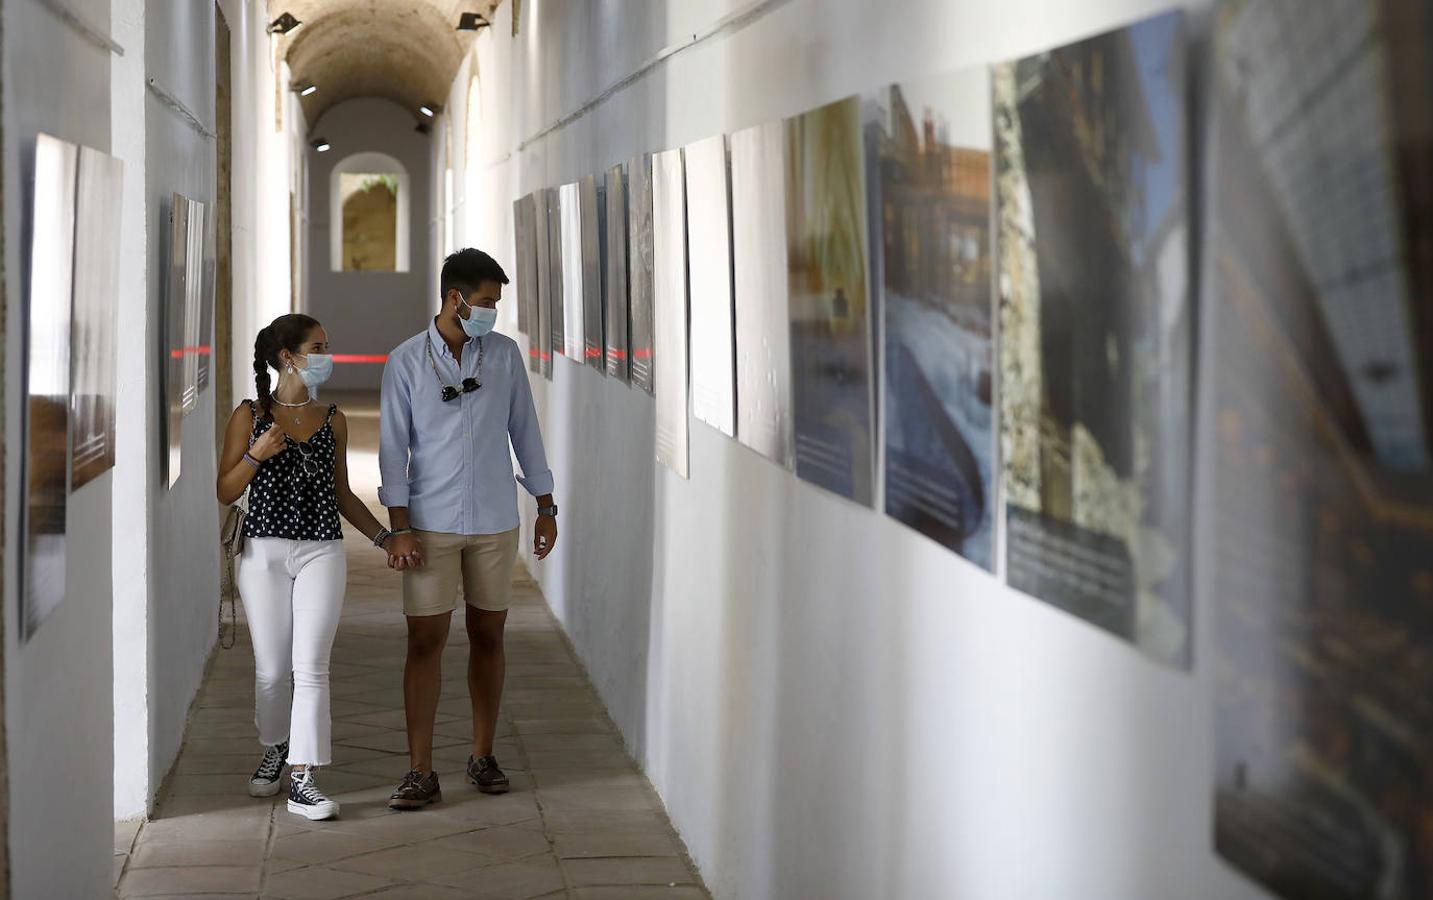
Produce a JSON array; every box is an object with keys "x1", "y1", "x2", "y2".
[{"x1": 379, "y1": 321, "x2": 554, "y2": 535}]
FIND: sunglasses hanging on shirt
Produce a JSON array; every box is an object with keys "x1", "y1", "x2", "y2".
[{"x1": 426, "y1": 338, "x2": 484, "y2": 402}]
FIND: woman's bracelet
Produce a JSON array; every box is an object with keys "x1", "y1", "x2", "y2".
[
  {"x1": 241, "y1": 453, "x2": 261, "y2": 470},
  {"x1": 373, "y1": 528, "x2": 392, "y2": 549}
]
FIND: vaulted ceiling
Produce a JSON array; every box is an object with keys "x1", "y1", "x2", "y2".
[{"x1": 275, "y1": 1, "x2": 499, "y2": 125}]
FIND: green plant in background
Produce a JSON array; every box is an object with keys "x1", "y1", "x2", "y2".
[{"x1": 359, "y1": 173, "x2": 398, "y2": 196}]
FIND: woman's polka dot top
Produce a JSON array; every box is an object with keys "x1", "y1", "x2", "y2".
[{"x1": 241, "y1": 400, "x2": 343, "y2": 542}]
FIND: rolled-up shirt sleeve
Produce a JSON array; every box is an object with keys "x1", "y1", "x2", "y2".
[
  {"x1": 378, "y1": 356, "x2": 412, "y2": 507},
  {"x1": 508, "y1": 350, "x2": 555, "y2": 497}
]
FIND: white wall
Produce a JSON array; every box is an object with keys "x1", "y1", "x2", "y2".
[
  {"x1": 143, "y1": 0, "x2": 223, "y2": 808},
  {"x1": 439, "y1": 1, "x2": 1275, "y2": 898},
  {"x1": 111, "y1": 0, "x2": 152, "y2": 822},
  {"x1": 230, "y1": 2, "x2": 304, "y2": 412},
  {"x1": 3, "y1": 0, "x2": 116, "y2": 895},
  {"x1": 306, "y1": 98, "x2": 432, "y2": 391},
  {"x1": 110, "y1": 0, "x2": 303, "y2": 822}
]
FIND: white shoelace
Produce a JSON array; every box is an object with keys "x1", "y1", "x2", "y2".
[
  {"x1": 255, "y1": 745, "x2": 286, "y2": 780},
  {"x1": 292, "y1": 771, "x2": 327, "y2": 803}
]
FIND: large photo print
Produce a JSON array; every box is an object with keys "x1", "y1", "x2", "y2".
[
  {"x1": 871, "y1": 69, "x2": 996, "y2": 570},
  {"x1": 1208, "y1": 1, "x2": 1433, "y2": 897},
  {"x1": 995, "y1": 11, "x2": 1192, "y2": 665}
]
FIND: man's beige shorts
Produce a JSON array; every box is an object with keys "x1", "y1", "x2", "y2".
[{"x1": 402, "y1": 528, "x2": 520, "y2": 617}]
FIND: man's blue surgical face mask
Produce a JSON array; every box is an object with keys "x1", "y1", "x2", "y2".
[{"x1": 459, "y1": 299, "x2": 498, "y2": 338}]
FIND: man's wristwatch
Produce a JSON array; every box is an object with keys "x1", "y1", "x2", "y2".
[{"x1": 537, "y1": 504, "x2": 558, "y2": 518}]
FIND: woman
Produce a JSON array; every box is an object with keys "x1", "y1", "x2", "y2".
[{"x1": 216, "y1": 313, "x2": 403, "y2": 821}]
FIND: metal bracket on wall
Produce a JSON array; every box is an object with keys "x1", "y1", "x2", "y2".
[
  {"x1": 35, "y1": 0, "x2": 125, "y2": 55},
  {"x1": 147, "y1": 77, "x2": 217, "y2": 141}
]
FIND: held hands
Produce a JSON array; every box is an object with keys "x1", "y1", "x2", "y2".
[
  {"x1": 534, "y1": 515, "x2": 557, "y2": 560},
  {"x1": 386, "y1": 532, "x2": 425, "y2": 571},
  {"x1": 249, "y1": 424, "x2": 288, "y2": 462}
]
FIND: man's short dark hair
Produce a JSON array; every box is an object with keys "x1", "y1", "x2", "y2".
[{"x1": 441, "y1": 248, "x2": 509, "y2": 300}]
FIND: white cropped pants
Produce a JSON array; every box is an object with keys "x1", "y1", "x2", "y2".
[{"x1": 236, "y1": 538, "x2": 346, "y2": 766}]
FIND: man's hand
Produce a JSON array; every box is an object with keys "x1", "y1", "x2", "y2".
[
  {"x1": 534, "y1": 515, "x2": 557, "y2": 560},
  {"x1": 386, "y1": 532, "x2": 425, "y2": 571}
]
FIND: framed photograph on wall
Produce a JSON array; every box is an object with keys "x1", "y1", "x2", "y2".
[
  {"x1": 558, "y1": 182, "x2": 585, "y2": 363},
  {"x1": 731, "y1": 120, "x2": 795, "y2": 470},
  {"x1": 685, "y1": 134, "x2": 737, "y2": 438},
  {"x1": 653, "y1": 147, "x2": 690, "y2": 479},
  {"x1": 71, "y1": 145, "x2": 124, "y2": 491},
  {"x1": 546, "y1": 187, "x2": 565, "y2": 373},
  {"x1": 604, "y1": 163, "x2": 631, "y2": 382},
  {"x1": 1206, "y1": 1, "x2": 1433, "y2": 896},
  {"x1": 870, "y1": 68, "x2": 997, "y2": 571},
  {"x1": 164, "y1": 194, "x2": 190, "y2": 489},
  {"x1": 995, "y1": 11, "x2": 1192, "y2": 666},
  {"x1": 580, "y1": 174, "x2": 605, "y2": 372},
  {"x1": 784, "y1": 96, "x2": 877, "y2": 506},
  {"x1": 21, "y1": 134, "x2": 79, "y2": 640},
  {"x1": 628, "y1": 153, "x2": 656, "y2": 394}
]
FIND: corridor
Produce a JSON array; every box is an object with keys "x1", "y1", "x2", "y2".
[{"x1": 114, "y1": 397, "x2": 707, "y2": 900}]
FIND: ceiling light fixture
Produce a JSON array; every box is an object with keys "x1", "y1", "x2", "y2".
[
  {"x1": 457, "y1": 12, "x2": 491, "y2": 31},
  {"x1": 293, "y1": 83, "x2": 318, "y2": 97},
  {"x1": 267, "y1": 12, "x2": 302, "y2": 35},
  {"x1": 419, "y1": 104, "x2": 437, "y2": 118},
  {"x1": 312, "y1": 138, "x2": 331, "y2": 153}
]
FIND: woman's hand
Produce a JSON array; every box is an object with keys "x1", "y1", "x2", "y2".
[
  {"x1": 386, "y1": 532, "x2": 425, "y2": 570},
  {"x1": 249, "y1": 424, "x2": 288, "y2": 462}
]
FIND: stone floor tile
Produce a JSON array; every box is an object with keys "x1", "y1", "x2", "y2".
[
  {"x1": 423, "y1": 858, "x2": 565, "y2": 897},
  {"x1": 116, "y1": 818, "x2": 143, "y2": 853},
  {"x1": 262, "y1": 864, "x2": 394, "y2": 900},
  {"x1": 119, "y1": 864, "x2": 262, "y2": 896},
  {"x1": 539, "y1": 810, "x2": 675, "y2": 835},
  {"x1": 270, "y1": 830, "x2": 392, "y2": 865},
  {"x1": 343, "y1": 884, "x2": 474, "y2": 900},
  {"x1": 553, "y1": 831, "x2": 679, "y2": 859},
  {"x1": 571, "y1": 888, "x2": 709, "y2": 900},
  {"x1": 131, "y1": 838, "x2": 268, "y2": 868},
  {"x1": 562, "y1": 856, "x2": 696, "y2": 887},
  {"x1": 327, "y1": 842, "x2": 493, "y2": 880}
]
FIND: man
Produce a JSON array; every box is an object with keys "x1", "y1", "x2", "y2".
[{"x1": 379, "y1": 248, "x2": 558, "y2": 810}]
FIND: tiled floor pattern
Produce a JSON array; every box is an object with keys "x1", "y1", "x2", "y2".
[{"x1": 116, "y1": 397, "x2": 708, "y2": 899}]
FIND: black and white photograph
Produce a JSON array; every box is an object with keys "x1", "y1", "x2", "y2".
[
  {"x1": 731, "y1": 120, "x2": 795, "y2": 469},
  {"x1": 629, "y1": 152, "x2": 656, "y2": 395},
  {"x1": 22, "y1": 133, "x2": 78, "y2": 640},
  {"x1": 580, "y1": 174, "x2": 604, "y2": 372},
  {"x1": 70, "y1": 145, "x2": 124, "y2": 490},
  {"x1": 605, "y1": 162, "x2": 631, "y2": 382},
  {"x1": 653, "y1": 147, "x2": 690, "y2": 478}
]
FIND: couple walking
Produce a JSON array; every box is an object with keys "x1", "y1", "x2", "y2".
[{"x1": 215, "y1": 249, "x2": 558, "y2": 821}]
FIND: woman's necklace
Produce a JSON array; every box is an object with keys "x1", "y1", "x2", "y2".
[{"x1": 272, "y1": 395, "x2": 312, "y2": 425}]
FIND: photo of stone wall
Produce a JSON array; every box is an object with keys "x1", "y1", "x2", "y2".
[{"x1": 995, "y1": 10, "x2": 1192, "y2": 665}]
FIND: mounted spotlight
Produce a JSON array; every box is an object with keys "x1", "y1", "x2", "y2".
[
  {"x1": 457, "y1": 12, "x2": 491, "y2": 31},
  {"x1": 267, "y1": 12, "x2": 302, "y2": 35},
  {"x1": 419, "y1": 103, "x2": 440, "y2": 118},
  {"x1": 311, "y1": 138, "x2": 331, "y2": 153},
  {"x1": 293, "y1": 83, "x2": 318, "y2": 97}
]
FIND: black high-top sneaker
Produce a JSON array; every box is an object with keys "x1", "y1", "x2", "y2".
[
  {"x1": 466, "y1": 755, "x2": 510, "y2": 794},
  {"x1": 248, "y1": 741, "x2": 288, "y2": 798},
  {"x1": 287, "y1": 768, "x2": 339, "y2": 821}
]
